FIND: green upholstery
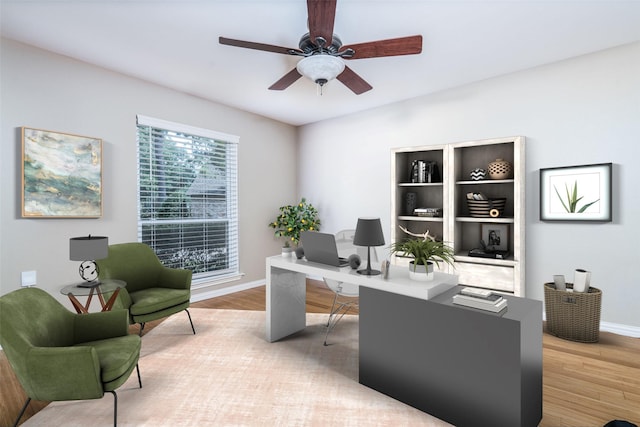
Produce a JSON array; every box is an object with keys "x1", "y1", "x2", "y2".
[
  {"x1": 96, "y1": 242, "x2": 195, "y2": 334},
  {"x1": 0, "y1": 287, "x2": 141, "y2": 425}
]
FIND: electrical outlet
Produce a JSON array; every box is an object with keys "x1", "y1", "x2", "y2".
[{"x1": 21, "y1": 271, "x2": 37, "y2": 287}]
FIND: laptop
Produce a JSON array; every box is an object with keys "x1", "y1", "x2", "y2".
[{"x1": 301, "y1": 231, "x2": 350, "y2": 267}]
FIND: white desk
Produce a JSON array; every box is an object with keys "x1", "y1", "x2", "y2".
[{"x1": 265, "y1": 255, "x2": 458, "y2": 342}]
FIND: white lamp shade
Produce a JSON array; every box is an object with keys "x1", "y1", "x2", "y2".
[
  {"x1": 296, "y1": 55, "x2": 345, "y2": 84},
  {"x1": 69, "y1": 236, "x2": 109, "y2": 261}
]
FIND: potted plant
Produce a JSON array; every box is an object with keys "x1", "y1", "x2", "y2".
[
  {"x1": 269, "y1": 198, "x2": 321, "y2": 257},
  {"x1": 390, "y1": 235, "x2": 455, "y2": 281}
]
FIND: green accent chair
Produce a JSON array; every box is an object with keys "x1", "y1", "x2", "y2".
[
  {"x1": 0, "y1": 287, "x2": 142, "y2": 427},
  {"x1": 96, "y1": 242, "x2": 195, "y2": 336}
]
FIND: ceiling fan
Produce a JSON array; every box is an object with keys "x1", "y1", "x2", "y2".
[{"x1": 219, "y1": 0, "x2": 422, "y2": 95}]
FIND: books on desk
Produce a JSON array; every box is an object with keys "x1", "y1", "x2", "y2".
[{"x1": 453, "y1": 287, "x2": 507, "y2": 312}]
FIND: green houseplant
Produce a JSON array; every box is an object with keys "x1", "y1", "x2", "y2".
[
  {"x1": 269, "y1": 198, "x2": 320, "y2": 255},
  {"x1": 390, "y1": 236, "x2": 455, "y2": 281}
]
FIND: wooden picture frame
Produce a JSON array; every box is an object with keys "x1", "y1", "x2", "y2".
[
  {"x1": 540, "y1": 163, "x2": 612, "y2": 222},
  {"x1": 480, "y1": 223, "x2": 509, "y2": 252},
  {"x1": 22, "y1": 127, "x2": 103, "y2": 218}
]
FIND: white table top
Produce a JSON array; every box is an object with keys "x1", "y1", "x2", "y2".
[{"x1": 267, "y1": 255, "x2": 458, "y2": 301}]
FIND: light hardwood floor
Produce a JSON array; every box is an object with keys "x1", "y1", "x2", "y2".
[{"x1": 1, "y1": 280, "x2": 638, "y2": 426}]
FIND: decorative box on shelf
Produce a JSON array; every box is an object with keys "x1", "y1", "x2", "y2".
[{"x1": 544, "y1": 282, "x2": 602, "y2": 343}]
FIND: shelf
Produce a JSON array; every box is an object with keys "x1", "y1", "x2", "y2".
[
  {"x1": 454, "y1": 254, "x2": 517, "y2": 267},
  {"x1": 398, "y1": 182, "x2": 444, "y2": 187},
  {"x1": 456, "y1": 179, "x2": 514, "y2": 185},
  {"x1": 398, "y1": 215, "x2": 444, "y2": 222},
  {"x1": 392, "y1": 137, "x2": 524, "y2": 296},
  {"x1": 455, "y1": 217, "x2": 514, "y2": 223}
]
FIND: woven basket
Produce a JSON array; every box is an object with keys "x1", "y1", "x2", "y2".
[{"x1": 544, "y1": 282, "x2": 602, "y2": 343}]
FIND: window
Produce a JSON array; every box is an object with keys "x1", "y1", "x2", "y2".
[{"x1": 136, "y1": 115, "x2": 239, "y2": 283}]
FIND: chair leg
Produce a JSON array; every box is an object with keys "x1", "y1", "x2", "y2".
[
  {"x1": 185, "y1": 308, "x2": 196, "y2": 334},
  {"x1": 13, "y1": 397, "x2": 31, "y2": 427},
  {"x1": 136, "y1": 363, "x2": 142, "y2": 388},
  {"x1": 138, "y1": 322, "x2": 146, "y2": 337},
  {"x1": 324, "y1": 298, "x2": 357, "y2": 346},
  {"x1": 107, "y1": 390, "x2": 118, "y2": 427},
  {"x1": 326, "y1": 293, "x2": 340, "y2": 327}
]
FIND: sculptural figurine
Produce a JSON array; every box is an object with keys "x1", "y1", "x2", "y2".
[{"x1": 398, "y1": 225, "x2": 435, "y2": 242}]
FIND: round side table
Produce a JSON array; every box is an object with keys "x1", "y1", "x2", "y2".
[{"x1": 60, "y1": 279, "x2": 126, "y2": 314}]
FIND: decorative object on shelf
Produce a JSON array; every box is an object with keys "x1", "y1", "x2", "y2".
[
  {"x1": 410, "y1": 160, "x2": 440, "y2": 183},
  {"x1": 398, "y1": 225, "x2": 435, "y2": 242},
  {"x1": 413, "y1": 207, "x2": 442, "y2": 217},
  {"x1": 540, "y1": 163, "x2": 612, "y2": 222},
  {"x1": 488, "y1": 158, "x2": 513, "y2": 180},
  {"x1": 424, "y1": 161, "x2": 440, "y2": 183},
  {"x1": 573, "y1": 269, "x2": 591, "y2": 293},
  {"x1": 469, "y1": 168, "x2": 486, "y2": 181},
  {"x1": 466, "y1": 193, "x2": 507, "y2": 218},
  {"x1": 553, "y1": 275, "x2": 566, "y2": 291},
  {"x1": 405, "y1": 192, "x2": 417, "y2": 215},
  {"x1": 281, "y1": 246, "x2": 294, "y2": 257},
  {"x1": 69, "y1": 235, "x2": 109, "y2": 286},
  {"x1": 390, "y1": 226, "x2": 454, "y2": 281},
  {"x1": 348, "y1": 254, "x2": 361, "y2": 269},
  {"x1": 295, "y1": 246, "x2": 305, "y2": 259},
  {"x1": 353, "y1": 217, "x2": 385, "y2": 276},
  {"x1": 269, "y1": 198, "x2": 321, "y2": 252},
  {"x1": 481, "y1": 223, "x2": 509, "y2": 252},
  {"x1": 544, "y1": 282, "x2": 602, "y2": 342},
  {"x1": 22, "y1": 127, "x2": 103, "y2": 218}
]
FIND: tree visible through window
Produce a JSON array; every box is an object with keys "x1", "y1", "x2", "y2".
[{"x1": 136, "y1": 115, "x2": 239, "y2": 281}]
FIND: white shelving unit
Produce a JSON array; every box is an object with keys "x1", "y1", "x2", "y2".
[{"x1": 391, "y1": 137, "x2": 526, "y2": 296}]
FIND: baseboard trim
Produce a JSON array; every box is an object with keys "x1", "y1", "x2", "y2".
[
  {"x1": 190, "y1": 279, "x2": 264, "y2": 303},
  {"x1": 542, "y1": 312, "x2": 640, "y2": 338},
  {"x1": 600, "y1": 321, "x2": 640, "y2": 338}
]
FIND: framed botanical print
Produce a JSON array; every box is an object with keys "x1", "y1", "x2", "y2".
[
  {"x1": 540, "y1": 163, "x2": 612, "y2": 222},
  {"x1": 22, "y1": 127, "x2": 103, "y2": 218}
]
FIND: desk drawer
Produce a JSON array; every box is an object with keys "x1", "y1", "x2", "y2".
[{"x1": 455, "y1": 261, "x2": 514, "y2": 292}]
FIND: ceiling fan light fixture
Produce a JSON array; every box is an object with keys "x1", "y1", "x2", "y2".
[{"x1": 296, "y1": 55, "x2": 345, "y2": 87}]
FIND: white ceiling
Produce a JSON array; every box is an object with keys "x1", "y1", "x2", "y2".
[{"x1": 2, "y1": 1, "x2": 639, "y2": 126}]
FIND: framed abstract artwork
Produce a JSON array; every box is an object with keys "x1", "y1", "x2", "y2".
[
  {"x1": 540, "y1": 163, "x2": 612, "y2": 222},
  {"x1": 22, "y1": 127, "x2": 103, "y2": 218}
]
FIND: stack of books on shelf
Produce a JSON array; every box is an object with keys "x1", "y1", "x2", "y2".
[{"x1": 452, "y1": 287, "x2": 507, "y2": 312}]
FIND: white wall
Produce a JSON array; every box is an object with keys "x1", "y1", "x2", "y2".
[
  {"x1": 298, "y1": 42, "x2": 640, "y2": 329},
  {"x1": 0, "y1": 39, "x2": 298, "y2": 305}
]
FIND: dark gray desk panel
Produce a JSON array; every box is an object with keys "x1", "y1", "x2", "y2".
[{"x1": 359, "y1": 286, "x2": 542, "y2": 427}]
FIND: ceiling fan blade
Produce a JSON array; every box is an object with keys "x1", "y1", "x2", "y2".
[
  {"x1": 337, "y1": 66, "x2": 372, "y2": 95},
  {"x1": 219, "y1": 37, "x2": 301, "y2": 56},
  {"x1": 269, "y1": 68, "x2": 303, "y2": 91},
  {"x1": 307, "y1": 0, "x2": 337, "y2": 46},
  {"x1": 342, "y1": 35, "x2": 423, "y2": 59}
]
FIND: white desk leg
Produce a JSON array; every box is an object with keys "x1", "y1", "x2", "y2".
[{"x1": 266, "y1": 264, "x2": 307, "y2": 342}]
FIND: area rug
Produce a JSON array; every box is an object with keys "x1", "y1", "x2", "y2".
[{"x1": 24, "y1": 309, "x2": 451, "y2": 426}]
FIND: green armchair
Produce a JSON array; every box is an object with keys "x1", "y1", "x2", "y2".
[
  {"x1": 96, "y1": 242, "x2": 195, "y2": 336},
  {"x1": 0, "y1": 287, "x2": 141, "y2": 426}
]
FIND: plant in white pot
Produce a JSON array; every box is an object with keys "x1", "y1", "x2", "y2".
[
  {"x1": 390, "y1": 230, "x2": 455, "y2": 281},
  {"x1": 268, "y1": 198, "x2": 321, "y2": 257}
]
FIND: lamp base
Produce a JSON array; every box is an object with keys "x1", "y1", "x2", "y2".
[{"x1": 357, "y1": 269, "x2": 381, "y2": 276}]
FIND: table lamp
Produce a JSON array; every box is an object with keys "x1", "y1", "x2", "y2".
[
  {"x1": 69, "y1": 235, "x2": 108, "y2": 286},
  {"x1": 353, "y1": 217, "x2": 385, "y2": 276}
]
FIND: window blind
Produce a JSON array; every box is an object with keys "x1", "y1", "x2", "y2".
[{"x1": 136, "y1": 115, "x2": 239, "y2": 282}]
